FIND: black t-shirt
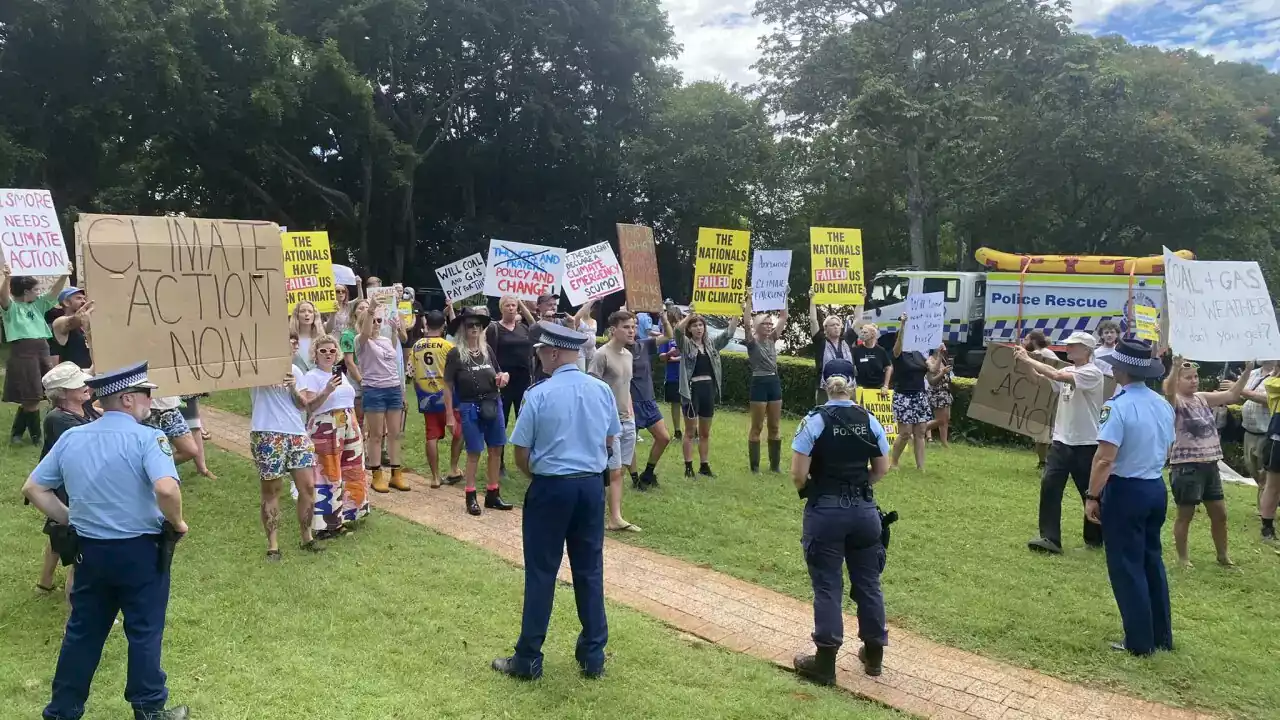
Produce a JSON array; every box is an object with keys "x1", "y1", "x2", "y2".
[
  {"x1": 44, "y1": 308, "x2": 92, "y2": 369},
  {"x1": 444, "y1": 347, "x2": 502, "y2": 403},
  {"x1": 892, "y1": 351, "x2": 929, "y2": 394},
  {"x1": 629, "y1": 339, "x2": 658, "y2": 401},
  {"x1": 41, "y1": 407, "x2": 100, "y2": 459},
  {"x1": 487, "y1": 320, "x2": 532, "y2": 372},
  {"x1": 853, "y1": 344, "x2": 893, "y2": 388}
]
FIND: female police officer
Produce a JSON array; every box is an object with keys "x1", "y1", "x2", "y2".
[{"x1": 791, "y1": 358, "x2": 891, "y2": 684}]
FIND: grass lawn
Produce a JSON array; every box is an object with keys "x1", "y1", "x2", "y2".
[
  {"x1": 210, "y1": 387, "x2": 1280, "y2": 718},
  {"x1": 0, "y1": 405, "x2": 904, "y2": 720}
]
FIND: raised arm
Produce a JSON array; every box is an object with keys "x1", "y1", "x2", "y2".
[
  {"x1": 1015, "y1": 346, "x2": 1075, "y2": 385},
  {"x1": 0, "y1": 264, "x2": 12, "y2": 310},
  {"x1": 1162, "y1": 356, "x2": 1181, "y2": 404},
  {"x1": 808, "y1": 296, "x2": 820, "y2": 335},
  {"x1": 42, "y1": 268, "x2": 71, "y2": 304},
  {"x1": 518, "y1": 301, "x2": 535, "y2": 325},
  {"x1": 893, "y1": 314, "x2": 907, "y2": 358},
  {"x1": 773, "y1": 308, "x2": 789, "y2": 342},
  {"x1": 1199, "y1": 361, "x2": 1254, "y2": 407},
  {"x1": 357, "y1": 304, "x2": 376, "y2": 343}
]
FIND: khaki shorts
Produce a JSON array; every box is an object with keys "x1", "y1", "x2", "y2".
[{"x1": 1243, "y1": 431, "x2": 1267, "y2": 477}]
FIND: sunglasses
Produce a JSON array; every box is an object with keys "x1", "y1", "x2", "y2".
[
  {"x1": 317, "y1": 348, "x2": 338, "y2": 356},
  {"x1": 1180, "y1": 361, "x2": 1199, "y2": 370},
  {"x1": 464, "y1": 321, "x2": 483, "y2": 329},
  {"x1": 125, "y1": 388, "x2": 153, "y2": 398},
  {"x1": 373, "y1": 318, "x2": 384, "y2": 324}
]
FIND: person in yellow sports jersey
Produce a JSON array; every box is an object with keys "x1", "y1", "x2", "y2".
[{"x1": 411, "y1": 310, "x2": 464, "y2": 487}]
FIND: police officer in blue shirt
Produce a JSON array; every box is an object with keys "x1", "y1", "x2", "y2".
[
  {"x1": 790, "y1": 358, "x2": 892, "y2": 684},
  {"x1": 492, "y1": 322, "x2": 620, "y2": 681},
  {"x1": 1087, "y1": 339, "x2": 1175, "y2": 656},
  {"x1": 22, "y1": 362, "x2": 190, "y2": 720}
]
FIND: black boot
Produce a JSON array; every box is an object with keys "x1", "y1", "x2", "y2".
[
  {"x1": 698, "y1": 463, "x2": 715, "y2": 478},
  {"x1": 793, "y1": 646, "x2": 837, "y2": 686},
  {"x1": 465, "y1": 490, "x2": 482, "y2": 516},
  {"x1": 674, "y1": 428, "x2": 682, "y2": 440},
  {"x1": 640, "y1": 463, "x2": 659, "y2": 489},
  {"x1": 684, "y1": 461, "x2": 694, "y2": 478},
  {"x1": 768, "y1": 439, "x2": 782, "y2": 473},
  {"x1": 631, "y1": 471, "x2": 647, "y2": 491},
  {"x1": 135, "y1": 705, "x2": 190, "y2": 720},
  {"x1": 28, "y1": 408, "x2": 41, "y2": 445},
  {"x1": 748, "y1": 441, "x2": 761, "y2": 474},
  {"x1": 485, "y1": 488, "x2": 513, "y2": 511},
  {"x1": 10, "y1": 409, "x2": 29, "y2": 444},
  {"x1": 859, "y1": 644, "x2": 884, "y2": 677}
]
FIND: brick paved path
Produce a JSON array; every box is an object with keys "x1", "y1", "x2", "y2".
[{"x1": 201, "y1": 406, "x2": 1212, "y2": 720}]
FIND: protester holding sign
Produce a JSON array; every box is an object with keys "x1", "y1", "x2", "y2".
[
  {"x1": 1237, "y1": 361, "x2": 1278, "y2": 511},
  {"x1": 487, "y1": 295, "x2": 537, "y2": 425},
  {"x1": 627, "y1": 311, "x2": 672, "y2": 490},
  {"x1": 742, "y1": 297, "x2": 789, "y2": 474},
  {"x1": 46, "y1": 286, "x2": 92, "y2": 370},
  {"x1": 1162, "y1": 357, "x2": 1252, "y2": 568},
  {"x1": 889, "y1": 313, "x2": 932, "y2": 471},
  {"x1": 809, "y1": 298, "x2": 859, "y2": 405},
  {"x1": 248, "y1": 368, "x2": 326, "y2": 561},
  {"x1": 339, "y1": 299, "x2": 369, "y2": 425},
  {"x1": 290, "y1": 301, "x2": 327, "y2": 372},
  {"x1": 673, "y1": 307, "x2": 739, "y2": 478},
  {"x1": 1, "y1": 261, "x2": 69, "y2": 445}
]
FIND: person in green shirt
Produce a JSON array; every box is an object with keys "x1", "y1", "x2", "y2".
[{"x1": 1, "y1": 262, "x2": 72, "y2": 445}]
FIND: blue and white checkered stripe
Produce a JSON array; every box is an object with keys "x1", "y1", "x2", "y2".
[
  {"x1": 984, "y1": 316, "x2": 1121, "y2": 344},
  {"x1": 93, "y1": 371, "x2": 150, "y2": 398}
]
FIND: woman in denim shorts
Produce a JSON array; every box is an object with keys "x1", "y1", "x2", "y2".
[
  {"x1": 356, "y1": 298, "x2": 408, "y2": 494},
  {"x1": 443, "y1": 307, "x2": 514, "y2": 516}
]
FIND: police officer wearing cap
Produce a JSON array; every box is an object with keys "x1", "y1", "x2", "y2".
[
  {"x1": 492, "y1": 321, "x2": 620, "y2": 681},
  {"x1": 1087, "y1": 338, "x2": 1175, "y2": 656},
  {"x1": 22, "y1": 362, "x2": 190, "y2": 720},
  {"x1": 791, "y1": 358, "x2": 892, "y2": 684}
]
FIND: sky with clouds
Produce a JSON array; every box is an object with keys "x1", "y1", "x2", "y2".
[{"x1": 664, "y1": 0, "x2": 1280, "y2": 86}]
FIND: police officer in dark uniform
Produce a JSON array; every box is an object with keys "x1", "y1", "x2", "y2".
[
  {"x1": 790, "y1": 358, "x2": 892, "y2": 684},
  {"x1": 22, "y1": 361, "x2": 190, "y2": 720}
]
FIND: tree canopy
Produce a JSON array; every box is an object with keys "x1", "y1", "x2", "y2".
[{"x1": 1, "y1": 0, "x2": 1277, "y2": 295}]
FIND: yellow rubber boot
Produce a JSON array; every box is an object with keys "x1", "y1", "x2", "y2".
[
  {"x1": 388, "y1": 467, "x2": 410, "y2": 492},
  {"x1": 371, "y1": 467, "x2": 390, "y2": 493}
]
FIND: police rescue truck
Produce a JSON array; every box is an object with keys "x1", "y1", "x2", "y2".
[{"x1": 860, "y1": 248, "x2": 1188, "y2": 373}]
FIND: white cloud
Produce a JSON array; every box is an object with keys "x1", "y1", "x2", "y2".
[{"x1": 662, "y1": 0, "x2": 1279, "y2": 85}]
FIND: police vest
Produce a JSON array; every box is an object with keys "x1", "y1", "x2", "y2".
[{"x1": 808, "y1": 404, "x2": 876, "y2": 496}]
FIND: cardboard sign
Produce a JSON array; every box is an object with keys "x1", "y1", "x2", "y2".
[
  {"x1": 1133, "y1": 304, "x2": 1159, "y2": 342},
  {"x1": 903, "y1": 292, "x2": 946, "y2": 353},
  {"x1": 856, "y1": 387, "x2": 896, "y2": 444},
  {"x1": 617, "y1": 224, "x2": 663, "y2": 312},
  {"x1": 810, "y1": 227, "x2": 865, "y2": 305},
  {"x1": 367, "y1": 287, "x2": 397, "y2": 318},
  {"x1": 967, "y1": 344, "x2": 1060, "y2": 442},
  {"x1": 691, "y1": 227, "x2": 750, "y2": 316},
  {"x1": 563, "y1": 241, "x2": 625, "y2": 305},
  {"x1": 484, "y1": 240, "x2": 565, "y2": 301},
  {"x1": 435, "y1": 253, "x2": 486, "y2": 303},
  {"x1": 751, "y1": 250, "x2": 791, "y2": 312},
  {"x1": 1, "y1": 189, "x2": 69, "y2": 276},
  {"x1": 1162, "y1": 248, "x2": 1280, "y2": 361},
  {"x1": 281, "y1": 231, "x2": 337, "y2": 313},
  {"x1": 332, "y1": 263, "x2": 358, "y2": 287},
  {"x1": 77, "y1": 214, "x2": 291, "y2": 396}
]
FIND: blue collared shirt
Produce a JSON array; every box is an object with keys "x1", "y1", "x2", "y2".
[
  {"x1": 1097, "y1": 381, "x2": 1174, "y2": 479},
  {"x1": 30, "y1": 411, "x2": 178, "y2": 539},
  {"x1": 636, "y1": 313, "x2": 655, "y2": 338},
  {"x1": 511, "y1": 363, "x2": 622, "y2": 476},
  {"x1": 792, "y1": 399, "x2": 891, "y2": 456}
]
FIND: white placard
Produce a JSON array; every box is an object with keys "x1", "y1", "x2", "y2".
[
  {"x1": 903, "y1": 291, "x2": 946, "y2": 354},
  {"x1": 751, "y1": 249, "x2": 791, "y2": 312},
  {"x1": 483, "y1": 239, "x2": 565, "y2": 301},
  {"x1": 563, "y1": 241, "x2": 625, "y2": 306},
  {"x1": 1163, "y1": 248, "x2": 1280, "y2": 361},
  {"x1": 1, "y1": 189, "x2": 69, "y2": 276},
  {"x1": 332, "y1": 264, "x2": 358, "y2": 286},
  {"x1": 435, "y1": 253, "x2": 487, "y2": 303}
]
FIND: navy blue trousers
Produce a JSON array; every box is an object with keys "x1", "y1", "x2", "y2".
[
  {"x1": 802, "y1": 498, "x2": 887, "y2": 649},
  {"x1": 1101, "y1": 476, "x2": 1173, "y2": 655},
  {"x1": 513, "y1": 473, "x2": 607, "y2": 674},
  {"x1": 45, "y1": 535, "x2": 171, "y2": 720}
]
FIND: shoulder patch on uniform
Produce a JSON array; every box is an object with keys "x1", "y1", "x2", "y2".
[
  {"x1": 1099, "y1": 405, "x2": 1111, "y2": 425},
  {"x1": 157, "y1": 436, "x2": 173, "y2": 456},
  {"x1": 794, "y1": 415, "x2": 809, "y2": 438}
]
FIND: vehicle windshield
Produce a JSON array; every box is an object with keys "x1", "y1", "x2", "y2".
[{"x1": 867, "y1": 276, "x2": 907, "y2": 310}]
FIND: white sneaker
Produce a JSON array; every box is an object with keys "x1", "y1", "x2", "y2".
[{"x1": 290, "y1": 481, "x2": 299, "y2": 500}]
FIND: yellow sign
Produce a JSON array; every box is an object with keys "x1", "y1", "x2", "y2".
[
  {"x1": 856, "y1": 387, "x2": 896, "y2": 444},
  {"x1": 810, "y1": 227, "x2": 865, "y2": 305},
  {"x1": 1134, "y1": 304, "x2": 1159, "y2": 342},
  {"x1": 398, "y1": 301, "x2": 414, "y2": 322},
  {"x1": 691, "y1": 227, "x2": 750, "y2": 316},
  {"x1": 282, "y1": 231, "x2": 337, "y2": 313}
]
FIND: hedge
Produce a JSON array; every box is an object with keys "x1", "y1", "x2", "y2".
[{"x1": 643, "y1": 348, "x2": 1250, "y2": 474}]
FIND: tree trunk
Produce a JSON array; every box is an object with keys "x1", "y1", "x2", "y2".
[{"x1": 905, "y1": 145, "x2": 927, "y2": 269}]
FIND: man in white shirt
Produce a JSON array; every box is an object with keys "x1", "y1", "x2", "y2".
[{"x1": 1015, "y1": 332, "x2": 1106, "y2": 554}]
